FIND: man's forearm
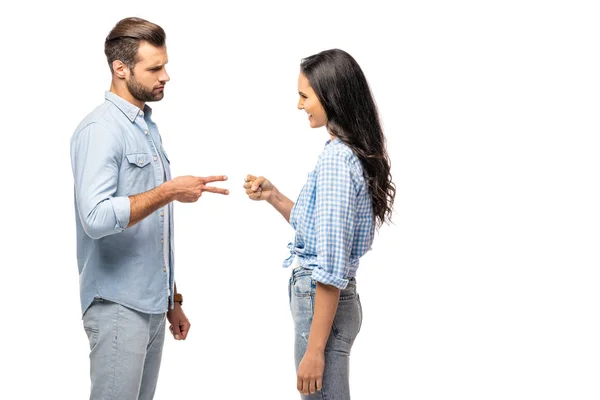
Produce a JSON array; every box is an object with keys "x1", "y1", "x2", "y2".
[
  {"x1": 268, "y1": 187, "x2": 295, "y2": 222},
  {"x1": 128, "y1": 183, "x2": 175, "y2": 228}
]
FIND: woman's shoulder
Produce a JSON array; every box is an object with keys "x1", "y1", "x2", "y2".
[{"x1": 317, "y1": 139, "x2": 363, "y2": 174}]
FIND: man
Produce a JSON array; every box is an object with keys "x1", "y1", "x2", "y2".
[{"x1": 70, "y1": 17, "x2": 229, "y2": 399}]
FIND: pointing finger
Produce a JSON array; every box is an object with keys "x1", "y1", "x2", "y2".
[
  {"x1": 202, "y1": 185, "x2": 229, "y2": 195},
  {"x1": 200, "y1": 175, "x2": 228, "y2": 184}
]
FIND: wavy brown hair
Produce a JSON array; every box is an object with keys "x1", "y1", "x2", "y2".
[{"x1": 301, "y1": 49, "x2": 396, "y2": 227}]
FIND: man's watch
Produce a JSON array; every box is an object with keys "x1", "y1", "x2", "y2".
[{"x1": 174, "y1": 293, "x2": 183, "y2": 305}]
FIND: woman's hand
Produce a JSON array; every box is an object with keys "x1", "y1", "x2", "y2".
[{"x1": 243, "y1": 174, "x2": 275, "y2": 201}]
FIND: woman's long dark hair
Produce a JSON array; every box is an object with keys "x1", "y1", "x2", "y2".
[{"x1": 300, "y1": 49, "x2": 395, "y2": 227}]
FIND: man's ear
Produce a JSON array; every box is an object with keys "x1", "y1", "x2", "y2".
[{"x1": 112, "y1": 60, "x2": 128, "y2": 79}]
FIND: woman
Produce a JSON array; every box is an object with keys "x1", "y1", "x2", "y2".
[{"x1": 244, "y1": 48, "x2": 395, "y2": 399}]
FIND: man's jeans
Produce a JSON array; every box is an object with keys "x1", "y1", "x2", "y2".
[
  {"x1": 289, "y1": 266, "x2": 363, "y2": 400},
  {"x1": 83, "y1": 298, "x2": 166, "y2": 400}
]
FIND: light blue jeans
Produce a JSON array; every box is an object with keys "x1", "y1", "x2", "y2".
[
  {"x1": 289, "y1": 266, "x2": 363, "y2": 400},
  {"x1": 82, "y1": 298, "x2": 166, "y2": 400}
]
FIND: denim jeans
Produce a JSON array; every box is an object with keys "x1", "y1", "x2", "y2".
[
  {"x1": 82, "y1": 298, "x2": 166, "y2": 400},
  {"x1": 289, "y1": 266, "x2": 363, "y2": 400}
]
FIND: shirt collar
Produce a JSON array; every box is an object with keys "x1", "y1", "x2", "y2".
[
  {"x1": 104, "y1": 91, "x2": 153, "y2": 122},
  {"x1": 325, "y1": 137, "x2": 340, "y2": 147}
]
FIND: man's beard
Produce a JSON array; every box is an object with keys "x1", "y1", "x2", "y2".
[{"x1": 126, "y1": 74, "x2": 164, "y2": 103}]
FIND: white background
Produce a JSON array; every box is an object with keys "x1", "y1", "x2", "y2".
[{"x1": 1, "y1": 1, "x2": 599, "y2": 399}]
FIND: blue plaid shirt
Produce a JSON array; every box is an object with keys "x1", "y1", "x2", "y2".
[{"x1": 283, "y1": 138, "x2": 375, "y2": 289}]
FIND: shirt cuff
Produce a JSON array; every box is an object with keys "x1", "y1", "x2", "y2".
[
  {"x1": 110, "y1": 196, "x2": 131, "y2": 231},
  {"x1": 311, "y1": 267, "x2": 349, "y2": 289}
]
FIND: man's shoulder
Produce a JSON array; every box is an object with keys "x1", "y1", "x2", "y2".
[{"x1": 72, "y1": 101, "x2": 122, "y2": 139}]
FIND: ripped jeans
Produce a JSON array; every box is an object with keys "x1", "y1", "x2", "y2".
[{"x1": 289, "y1": 266, "x2": 363, "y2": 400}]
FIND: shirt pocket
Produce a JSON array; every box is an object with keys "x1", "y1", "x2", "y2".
[
  {"x1": 125, "y1": 152, "x2": 153, "y2": 190},
  {"x1": 126, "y1": 152, "x2": 151, "y2": 167}
]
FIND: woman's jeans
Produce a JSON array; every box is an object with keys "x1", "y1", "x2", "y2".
[{"x1": 289, "y1": 266, "x2": 363, "y2": 400}]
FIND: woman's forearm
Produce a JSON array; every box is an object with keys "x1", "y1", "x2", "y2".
[
  {"x1": 306, "y1": 282, "x2": 341, "y2": 353},
  {"x1": 268, "y1": 186, "x2": 295, "y2": 222}
]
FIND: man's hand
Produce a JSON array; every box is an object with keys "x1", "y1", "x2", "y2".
[
  {"x1": 128, "y1": 175, "x2": 228, "y2": 228},
  {"x1": 168, "y1": 175, "x2": 229, "y2": 203},
  {"x1": 167, "y1": 303, "x2": 190, "y2": 340}
]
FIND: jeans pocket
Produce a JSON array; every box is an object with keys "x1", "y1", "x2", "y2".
[
  {"x1": 84, "y1": 326, "x2": 99, "y2": 350},
  {"x1": 288, "y1": 276, "x2": 292, "y2": 307},
  {"x1": 332, "y1": 292, "x2": 361, "y2": 345},
  {"x1": 83, "y1": 301, "x2": 101, "y2": 351},
  {"x1": 357, "y1": 293, "x2": 363, "y2": 334},
  {"x1": 290, "y1": 271, "x2": 316, "y2": 332},
  {"x1": 292, "y1": 273, "x2": 314, "y2": 298}
]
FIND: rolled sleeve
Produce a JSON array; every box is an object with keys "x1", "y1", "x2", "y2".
[
  {"x1": 109, "y1": 196, "x2": 131, "y2": 231},
  {"x1": 71, "y1": 123, "x2": 130, "y2": 239},
  {"x1": 314, "y1": 150, "x2": 357, "y2": 288},
  {"x1": 311, "y1": 267, "x2": 349, "y2": 289}
]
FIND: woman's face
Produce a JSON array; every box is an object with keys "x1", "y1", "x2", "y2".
[{"x1": 297, "y1": 72, "x2": 327, "y2": 129}]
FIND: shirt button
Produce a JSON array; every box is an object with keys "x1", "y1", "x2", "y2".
[
  {"x1": 138, "y1": 159, "x2": 143, "y2": 165},
  {"x1": 144, "y1": 130, "x2": 148, "y2": 135},
  {"x1": 153, "y1": 156, "x2": 158, "y2": 161},
  {"x1": 139, "y1": 110, "x2": 143, "y2": 116},
  {"x1": 161, "y1": 239, "x2": 164, "y2": 243},
  {"x1": 160, "y1": 212, "x2": 164, "y2": 217},
  {"x1": 163, "y1": 268, "x2": 167, "y2": 272}
]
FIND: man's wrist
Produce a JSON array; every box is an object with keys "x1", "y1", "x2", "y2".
[
  {"x1": 160, "y1": 180, "x2": 179, "y2": 203},
  {"x1": 174, "y1": 292, "x2": 183, "y2": 305}
]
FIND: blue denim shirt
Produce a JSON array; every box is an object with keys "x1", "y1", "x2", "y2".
[{"x1": 70, "y1": 91, "x2": 174, "y2": 316}]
